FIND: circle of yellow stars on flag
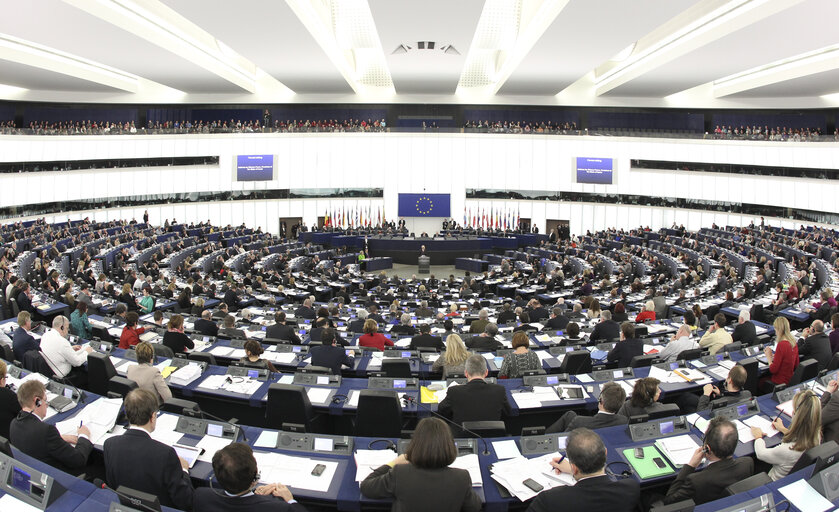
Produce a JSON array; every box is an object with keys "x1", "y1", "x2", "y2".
[{"x1": 415, "y1": 196, "x2": 434, "y2": 215}]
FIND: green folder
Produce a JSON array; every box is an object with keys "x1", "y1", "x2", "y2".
[{"x1": 622, "y1": 445, "x2": 676, "y2": 479}]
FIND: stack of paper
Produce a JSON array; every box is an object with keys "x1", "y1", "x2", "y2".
[
  {"x1": 492, "y1": 440, "x2": 521, "y2": 460},
  {"x1": 253, "y1": 452, "x2": 338, "y2": 492},
  {"x1": 450, "y1": 453, "x2": 482, "y2": 486},
  {"x1": 731, "y1": 420, "x2": 756, "y2": 444},
  {"x1": 196, "y1": 435, "x2": 233, "y2": 463},
  {"x1": 149, "y1": 413, "x2": 184, "y2": 445},
  {"x1": 778, "y1": 478, "x2": 835, "y2": 512},
  {"x1": 742, "y1": 416, "x2": 781, "y2": 438},
  {"x1": 776, "y1": 400, "x2": 794, "y2": 417},
  {"x1": 685, "y1": 413, "x2": 710, "y2": 434},
  {"x1": 55, "y1": 397, "x2": 123, "y2": 444},
  {"x1": 306, "y1": 387, "x2": 332, "y2": 405},
  {"x1": 512, "y1": 387, "x2": 559, "y2": 409},
  {"x1": 490, "y1": 452, "x2": 575, "y2": 502},
  {"x1": 354, "y1": 449, "x2": 398, "y2": 481},
  {"x1": 654, "y1": 435, "x2": 700, "y2": 466},
  {"x1": 170, "y1": 363, "x2": 203, "y2": 386},
  {"x1": 197, "y1": 375, "x2": 227, "y2": 390},
  {"x1": 263, "y1": 352, "x2": 299, "y2": 364},
  {"x1": 222, "y1": 377, "x2": 262, "y2": 395}
]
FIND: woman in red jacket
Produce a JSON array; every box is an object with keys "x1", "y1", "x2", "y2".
[
  {"x1": 118, "y1": 311, "x2": 146, "y2": 349},
  {"x1": 634, "y1": 300, "x2": 656, "y2": 323},
  {"x1": 761, "y1": 317, "x2": 799, "y2": 392},
  {"x1": 358, "y1": 319, "x2": 394, "y2": 351}
]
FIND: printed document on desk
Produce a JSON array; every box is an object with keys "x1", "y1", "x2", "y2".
[
  {"x1": 55, "y1": 397, "x2": 123, "y2": 445},
  {"x1": 655, "y1": 435, "x2": 700, "y2": 466},
  {"x1": 355, "y1": 449, "x2": 398, "y2": 482},
  {"x1": 490, "y1": 452, "x2": 575, "y2": 501},
  {"x1": 254, "y1": 452, "x2": 338, "y2": 493}
]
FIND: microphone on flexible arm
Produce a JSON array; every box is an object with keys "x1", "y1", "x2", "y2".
[
  {"x1": 402, "y1": 394, "x2": 492, "y2": 456},
  {"x1": 39, "y1": 349, "x2": 87, "y2": 403},
  {"x1": 187, "y1": 404, "x2": 248, "y2": 443},
  {"x1": 93, "y1": 479, "x2": 159, "y2": 512}
]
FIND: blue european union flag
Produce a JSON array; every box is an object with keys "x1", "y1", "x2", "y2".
[{"x1": 397, "y1": 193, "x2": 451, "y2": 217}]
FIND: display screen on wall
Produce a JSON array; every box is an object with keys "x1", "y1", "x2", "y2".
[
  {"x1": 576, "y1": 157, "x2": 613, "y2": 184},
  {"x1": 236, "y1": 155, "x2": 275, "y2": 181},
  {"x1": 397, "y1": 193, "x2": 451, "y2": 217}
]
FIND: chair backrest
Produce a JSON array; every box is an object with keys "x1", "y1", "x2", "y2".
[
  {"x1": 789, "y1": 440, "x2": 839, "y2": 474},
  {"x1": 382, "y1": 359, "x2": 412, "y2": 378},
  {"x1": 151, "y1": 343, "x2": 174, "y2": 359},
  {"x1": 266, "y1": 384, "x2": 313, "y2": 431},
  {"x1": 299, "y1": 365, "x2": 332, "y2": 375},
  {"x1": 461, "y1": 420, "x2": 506, "y2": 438},
  {"x1": 739, "y1": 358, "x2": 759, "y2": 396},
  {"x1": 630, "y1": 354, "x2": 659, "y2": 368},
  {"x1": 0, "y1": 344, "x2": 14, "y2": 363},
  {"x1": 356, "y1": 389, "x2": 402, "y2": 438},
  {"x1": 648, "y1": 403, "x2": 681, "y2": 420},
  {"x1": 750, "y1": 304, "x2": 765, "y2": 323},
  {"x1": 725, "y1": 472, "x2": 771, "y2": 495},
  {"x1": 559, "y1": 350, "x2": 592, "y2": 375},
  {"x1": 161, "y1": 397, "x2": 201, "y2": 417},
  {"x1": 10, "y1": 299, "x2": 20, "y2": 318},
  {"x1": 788, "y1": 358, "x2": 819, "y2": 386},
  {"x1": 722, "y1": 342, "x2": 742, "y2": 353},
  {"x1": 827, "y1": 353, "x2": 839, "y2": 372},
  {"x1": 108, "y1": 376, "x2": 138, "y2": 398},
  {"x1": 87, "y1": 351, "x2": 117, "y2": 395},
  {"x1": 676, "y1": 348, "x2": 702, "y2": 361},
  {"x1": 188, "y1": 352, "x2": 217, "y2": 365}
]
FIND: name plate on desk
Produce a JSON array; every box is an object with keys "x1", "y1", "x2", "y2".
[
  {"x1": 520, "y1": 434, "x2": 568, "y2": 455},
  {"x1": 548, "y1": 346, "x2": 576, "y2": 356},
  {"x1": 591, "y1": 367, "x2": 634, "y2": 382},
  {"x1": 293, "y1": 373, "x2": 341, "y2": 387},
  {"x1": 275, "y1": 432, "x2": 353, "y2": 455},
  {"x1": 175, "y1": 417, "x2": 239, "y2": 440},
  {"x1": 0, "y1": 452, "x2": 66, "y2": 510},
  {"x1": 275, "y1": 344, "x2": 308, "y2": 354},
  {"x1": 89, "y1": 339, "x2": 113, "y2": 353},
  {"x1": 383, "y1": 349, "x2": 418, "y2": 358},
  {"x1": 630, "y1": 416, "x2": 690, "y2": 442},
  {"x1": 227, "y1": 365, "x2": 270, "y2": 381},
  {"x1": 698, "y1": 353, "x2": 727, "y2": 366},
  {"x1": 6, "y1": 365, "x2": 22, "y2": 379},
  {"x1": 523, "y1": 374, "x2": 569, "y2": 387},
  {"x1": 368, "y1": 377, "x2": 419, "y2": 390},
  {"x1": 710, "y1": 398, "x2": 760, "y2": 420},
  {"x1": 190, "y1": 334, "x2": 216, "y2": 344},
  {"x1": 171, "y1": 358, "x2": 208, "y2": 372},
  {"x1": 774, "y1": 383, "x2": 810, "y2": 404},
  {"x1": 397, "y1": 438, "x2": 476, "y2": 456}
]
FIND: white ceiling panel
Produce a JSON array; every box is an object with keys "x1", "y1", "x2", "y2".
[
  {"x1": 499, "y1": 0, "x2": 699, "y2": 96},
  {"x1": 0, "y1": 59, "x2": 119, "y2": 92},
  {"x1": 729, "y1": 67, "x2": 839, "y2": 98}
]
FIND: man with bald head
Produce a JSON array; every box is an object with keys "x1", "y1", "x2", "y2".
[{"x1": 798, "y1": 319, "x2": 831, "y2": 371}]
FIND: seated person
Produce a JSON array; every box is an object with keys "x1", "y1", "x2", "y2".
[
  {"x1": 70, "y1": 301, "x2": 93, "y2": 340},
  {"x1": 821, "y1": 376, "x2": 839, "y2": 444},
  {"x1": 634, "y1": 300, "x2": 656, "y2": 323},
  {"x1": 127, "y1": 341, "x2": 172, "y2": 405},
  {"x1": 590, "y1": 310, "x2": 620, "y2": 342},
  {"x1": 41, "y1": 315, "x2": 93, "y2": 386},
  {"x1": 139, "y1": 287, "x2": 155, "y2": 314},
  {"x1": 347, "y1": 309, "x2": 368, "y2": 333},
  {"x1": 731, "y1": 310, "x2": 757, "y2": 345},
  {"x1": 699, "y1": 313, "x2": 733, "y2": 355},
  {"x1": 606, "y1": 322, "x2": 643, "y2": 367},
  {"x1": 310, "y1": 328, "x2": 355, "y2": 375},
  {"x1": 266, "y1": 311, "x2": 301, "y2": 344},
  {"x1": 361, "y1": 417, "x2": 481, "y2": 512},
  {"x1": 528, "y1": 428, "x2": 640, "y2": 512},
  {"x1": 119, "y1": 311, "x2": 146, "y2": 349},
  {"x1": 390, "y1": 313, "x2": 417, "y2": 336},
  {"x1": 751, "y1": 389, "x2": 821, "y2": 480},
  {"x1": 546, "y1": 381, "x2": 627, "y2": 433},
  {"x1": 656, "y1": 324, "x2": 698, "y2": 363},
  {"x1": 465, "y1": 322, "x2": 503, "y2": 352},
  {"x1": 617, "y1": 377, "x2": 666, "y2": 418},
  {"x1": 162, "y1": 314, "x2": 195, "y2": 354},
  {"x1": 761, "y1": 317, "x2": 800, "y2": 390},
  {"x1": 307, "y1": 317, "x2": 329, "y2": 342},
  {"x1": 12, "y1": 311, "x2": 38, "y2": 362},
  {"x1": 544, "y1": 306, "x2": 569, "y2": 330},
  {"x1": 239, "y1": 339, "x2": 278, "y2": 373},
  {"x1": 194, "y1": 309, "x2": 219, "y2": 337},
  {"x1": 104, "y1": 389, "x2": 193, "y2": 510},
  {"x1": 10, "y1": 380, "x2": 92, "y2": 475},
  {"x1": 220, "y1": 314, "x2": 247, "y2": 339},
  {"x1": 358, "y1": 319, "x2": 394, "y2": 351},
  {"x1": 612, "y1": 302, "x2": 629, "y2": 322},
  {"x1": 438, "y1": 355, "x2": 511, "y2": 430},
  {"x1": 0, "y1": 360, "x2": 21, "y2": 439},
  {"x1": 193, "y1": 442, "x2": 304, "y2": 511},
  {"x1": 409, "y1": 323, "x2": 444, "y2": 351},
  {"x1": 561, "y1": 321, "x2": 584, "y2": 345},
  {"x1": 469, "y1": 309, "x2": 491, "y2": 334},
  {"x1": 685, "y1": 364, "x2": 751, "y2": 412},
  {"x1": 431, "y1": 334, "x2": 469, "y2": 377},
  {"x1": 797, "y1": 319, "x2": 831, "y2": 372},
  {"x1": 498, "y1": 331, "x2": 540, "y2": 379},
  {"x1": 663, "y1": 417, "x2": 754, "y2": 505}
]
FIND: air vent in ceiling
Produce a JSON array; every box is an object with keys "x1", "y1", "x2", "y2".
[{"x1": 391, "y1": 42, "x2": 459, "y2": 55}]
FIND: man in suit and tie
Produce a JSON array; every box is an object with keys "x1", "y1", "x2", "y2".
[
  {"x1": 16, "y1": 282, "x2": 36, "y2": 315},
  {"x1": 496, "y1": 303, "x2": 517, "y2": 325},
  {"x1": 527, "y1": 299, "x2": 549, "y2": 322},
  {"x1": 731, "y1": 310, "x2": 757, "y2": 345},
  {"x1": 104, "y1": 389, "x2": 194, "y2": 511},
  {"x1": 663, "y1": 417, "x2": 754, "y2": 505},
  {"x1": 266, "y1": 311, "x2": 301, "y2": 344},
  {"x1": 223, "y1": 282, "x2": 240, "y2": 312},
  {"x1": 437, "y1": 355, "x2": 511, "y2": 430},
  {"x1": 544, "y1": 307, "x2": 569, "y2": 330},
  {"x1": 194, "y1": 309, "x2": 219, "y2": 337},
  {"x1": 309, "y1": 328, "x2": 354, "y2": 375},
  {"x1": 465, "y1": 323, "x2": 503, "y2": 352},
  {"x1": 414, "y1": 300, "x2": 435, "y2": 318},
  {"x1": 10, "y1": 380, "x2": 93, "y2": 476},
  {"x1": 528, "y1": 428, "x2": 640, "y2": 512},
  {"x1": 219, "y1": 315, "x2": 247, "y2": 340},
  {"x1": 347, "y1": 309, "x2": 368, "y2": 333},
  {"x1": 12, "y1": 311, "x2": 39, "y2": 361},
  {"x1": 295, "y1": 298, "x2": 316, "y2": 320},
  {"x1": 409, "y1": 323, "x2": 444, "y2": 351},
  {"x1": 546, "y1": 382, "x2": 628, "y2": 433},
  {"x1": 798, "y1": 319, "x2": 832, "y2": 372},
  {"x1": 607, "y1": 322, "x2": 644, "y2": 368},
  {"x1": 589, "y1": 310, "x2": 620, "y2": 342}
]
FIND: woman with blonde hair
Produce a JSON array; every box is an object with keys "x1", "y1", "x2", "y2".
[
  {"x1": 431, "y1": 334, "x2": 469, "y2": 377},
  {"x1": 445, "y1": 303, "x2": 460, "y2": 318},
  {"x1": 751, "y1": 390, "x2": 821, "y2": 480},
  {"x1": 635, "y1": 300, "x2": 656, "y2": 323},
  {"x1": 358, "y1": 319, "x2": 394, "y2": 351},
  {"x1": 762, "y1": 317, "x2": 799, "y2": 390}
]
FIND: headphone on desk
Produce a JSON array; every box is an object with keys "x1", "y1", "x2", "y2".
[
  {"x1": 605, "y1": 461, "x2": 633, "y2": 479},
  {"x1": 367, "y1": 438, "x2": 396, "y2": 451},
  {"x1": 331, "y1": 394, "x2": 348, "y2": 405}
]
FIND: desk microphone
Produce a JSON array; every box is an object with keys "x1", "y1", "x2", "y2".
[
  {"x1": 93, "y1": 479, "x2": 159, "y2": 512},
  {"x1": 402, "y1": 395, "x2": 491, "y2": 456},
  {"x1": 186, "y1": 405, "x2": 248, "y2": 443},
  {"x1": 40, "y1": 349, "x2": 87, "y2": 403}
]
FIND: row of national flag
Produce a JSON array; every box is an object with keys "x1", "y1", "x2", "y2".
[
  {"x1": 463, "y1": 206, "x2": 520, "y2": 230},
  {"x1": 324, "y1": 205, "x2": 384, "y2": 228}
]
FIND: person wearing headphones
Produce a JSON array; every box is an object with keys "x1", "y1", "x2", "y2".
[
  {"x1": 751, "y1": 389, "x2": 822, "y2": 480},
  {"x1": 10, "y1": 380, "x2": 92, "y2": 476},
  {"x1": 663, "y1": 417, "x2": 753, "y2": 505},
  {"x1": 193, "y1": 442, "x2": 304, "y2": 511},
  {"x1": 309, "y1": 328, "x2": 354, "y2": 375},
  {"x1": 104, "y1": 389, "x2": 193, "y2": 511},
  {"x1": 0, "y1": 360, "x2": 21, "y2": 439},
  {"x1": 40, "y1": 315, "x2": 93, "y2": 387}
]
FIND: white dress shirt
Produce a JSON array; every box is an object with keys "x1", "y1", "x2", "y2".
[{"x1": 40, "y1": 328, "x2": 88, "y2": 378}]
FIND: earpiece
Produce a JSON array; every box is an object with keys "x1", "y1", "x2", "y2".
[{"x1": 34, "y1": 397, "x2": 42, "y2": 408}]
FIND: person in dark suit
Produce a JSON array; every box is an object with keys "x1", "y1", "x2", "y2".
[
  {"x1": 496, "y1": 303, "x2": 517, "y2": 325},
  {"x1": 219, "y1": 315, "x2": 247, "y2": 340},
  {"x1": 589, "y1": 310, "x2": 620, "y2": 342},
  {"x1": 528, "y1": 428, "x2": 640, "y2": 512},
  {"x1": 663, "y1": 417, "x2": 754, "y2": 505},
  {"x1": 162, "y1": 314, "x2": 195, "y2": 354},
  {"x1": 361, "y1": 417, "x2": 481, "y2": 512},
  {"x1": 212, "y1": 302, "x2": 230, "y2": 320},
  {"x1": 692, "y1": 364, "x2": 752, "y2": 412},
  {"x1": 798, "y1": 319, "x2": 832, "y2": 372},
  {"x1": 0, "y1": 360, "x2": 21, "y2": 439},
  {"x1": 16, "y1": 282, "x2": 36, "y2": 315},
  {"x1": 194, "y1": 309, "x2": 219, "y2": 337},
  {"x1": 546, "y1": 382, "x2": 627, "y2": 433},
  {"x1": 10, "y1": 380, "x2": 92, "y2": 475},
  {"x1": 12, "y1": 311, "x2": 39, "y2": 362},
  {"x1": 295, "y1": 298, "x2": 316, "y2": 320},
  {"x1": 309, "y1": 328, "x2": 354, "y2": 375},
  {"x1": 820, "y1": 376, "x2": 839, "y2": 445},
  {"x1": 104, "y1": 389, "x2": 194, "y2": 511},
  {"x1": 409, "y1": 323, "x2": 444, "y2": 351},
  {"x1": 607, "y1": 322, "x2": 644, "y2": 367},
  {"x1": 347, "y1": 309, "x2": 368, "y2": 333},
  {"x1": 266, "y1": 311, "x2": 301, "y2": 344},
  {"x1": 731, "y1": 310, "x2": 758, "y2": 345},
  {"x1": 544, "y1": 307, "x2": 569, "y2": 330},
  {"x1": 223, "y1": 283, "x2": 240, "y2": 312},
  {"x1": 527, "y1": 299, "x2": 549, "y2": 322},
  {"x1": 465, "y1": 323, "x2": 503, "y2": 352},
  {"x1": 193, "y1": 442, "x2": 305, "y2": 511},
  {"x1": 437, "y1": 355, "x2": 511, "y2": 430}
]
